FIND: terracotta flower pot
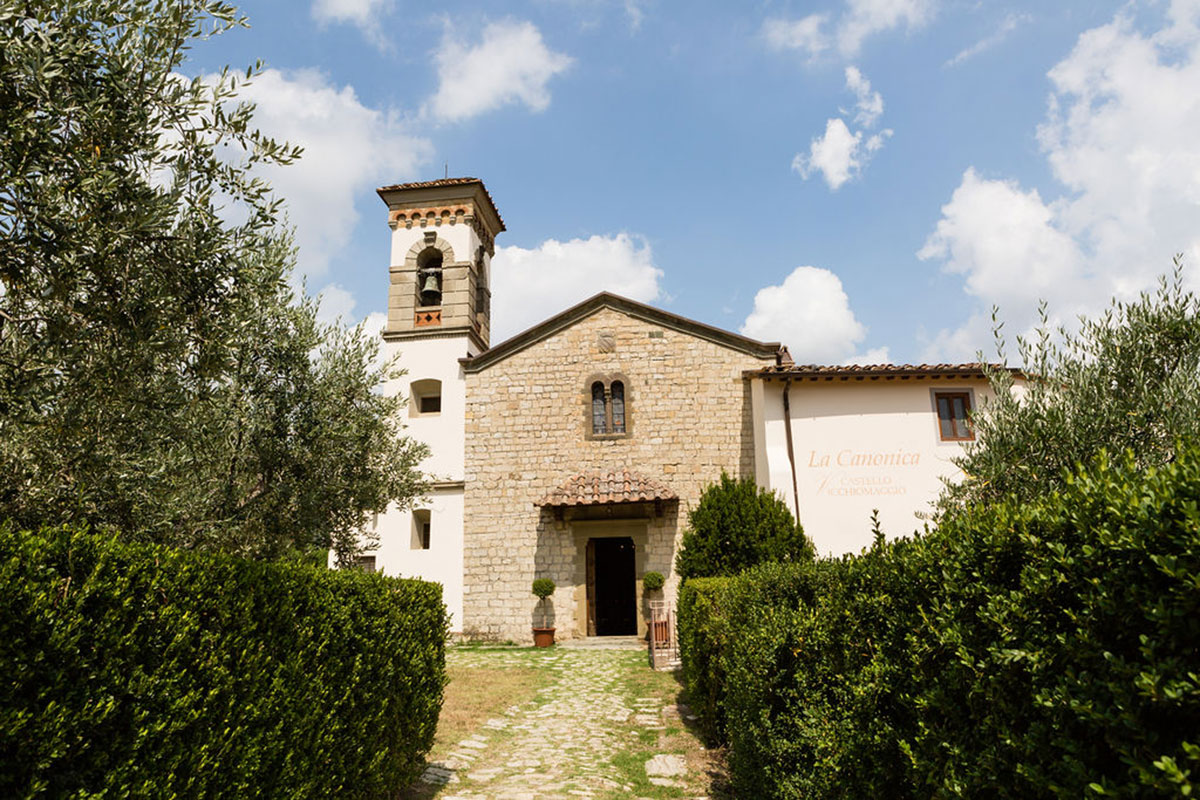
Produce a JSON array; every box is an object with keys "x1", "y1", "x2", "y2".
[{"x1": 532, "y1": 627, "x2": 556, "y2": 647}]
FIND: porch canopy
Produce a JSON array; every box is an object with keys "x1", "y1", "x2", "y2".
[{"x1": 537, "y1": 470, "x2": 677, "y2": 510}]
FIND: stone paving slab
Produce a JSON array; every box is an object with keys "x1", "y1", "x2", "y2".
[{"x1": 416, "y1": 647, "x2": 712, "y2": 799}]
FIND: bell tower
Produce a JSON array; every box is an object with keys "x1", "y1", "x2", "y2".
[
  {"x1": 377, "y1": 177, "x2": 505, "y2": 354},
  {"x1": 365, "y1": 177, "x2": 504, "y2": 633}
]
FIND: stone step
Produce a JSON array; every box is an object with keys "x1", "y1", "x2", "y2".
[{"x1": 557, "y1": 635, "x2": 646, "y2": 651}]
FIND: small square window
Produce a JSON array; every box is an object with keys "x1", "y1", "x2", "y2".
[
  {"x1": 410, "y1": 378, "x2": 442, "y2": 417},
  {"x1": 935, "y1": 391, "x2": 974, "y2": 441},
  {"x1": 353, "y1": 556, "x2": 376, "y2": 573}
]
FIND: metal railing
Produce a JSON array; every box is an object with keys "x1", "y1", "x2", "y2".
[{"x1": 648, "y1": 599, "x2": 679, "y2": 670}]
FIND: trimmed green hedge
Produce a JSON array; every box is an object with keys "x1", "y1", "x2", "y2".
[
  {"x1": 0, "y1": 524, "x2": 448, "y2": 799},
  {"x1": 722, "y1": 549, "x2": 927, "y2": 797},
  {"x1": 677, "y1": 576, "x2": 731, "y2": 743},
  {"x1": 900, "y1": 449, "x2": 1200, "y2": 797},
  {"x1": 678, "y1": 446, "x2": 1200, "y2": 798}
]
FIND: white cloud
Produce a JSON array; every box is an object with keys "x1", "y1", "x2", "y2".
[
  {"x1": 918, "y1": 168, "x2": 1086, "y2": 309},
  {"x1": 865, "y1": 130, "x2": 890, "y2": 151},
  {"x1": 919, "y1": 4, "x2": 1200, "y2": 360},
  {"x1": 312, "y1": 0, "x2": 388, "y2": 25},
  {"x1": 231, "y1": 68, "x2": 431, "y2": 281},
  {"x1": 740, "y1": 266, "x2": 872, "y2": 363},
  {"x1": 838, "y1": 0, "x2": 936, "y2": 57},
  {"x1": 427, "y1": 20, "x2": 573, "y2": 123},
  {"x1": 945, "y1": 13, "x2": 1030, "y2": 68},
  {"x1": 314, "y1": 289, "x2": 389, "y2": 371},
  {"x1": 490, "y1": 233, "x2": 664, "y2": 341},
  {"x1": 624, "y1": 0, "x2": 645, "y2": 31},
  {"x1": 844, "y1": 65, "x2": 883, "y2": 126},
  {"x1": 793, "y1": 118, "x2": 861, "y2": 190},
  {"x1": 361, "y1": 311, "x2": 387, "y2": 340},
  {"x1": 793, "y1": 117, "x2": 892, "y2": 190},
  {"x1": 360, "y1": 311, "x2": 390, "y2": 373},
  {"x1": 311, "y1": 0, "x2": 394, "y2": 48},
  {"x1": 793, "y1": 66, "x2": 891, "y2": 190},
  {"x1": 844, "y1": 346, "x2": 891, "y2": 365},
  {"x1": 316, "y1": 284, "x2": 358, "y2": 326},
  {"x1": 765, "y1": 0, "x2": 936, "y2": 59},
  {"x1": 763, "y1": 15, "x2": 829, "y2": 59}
]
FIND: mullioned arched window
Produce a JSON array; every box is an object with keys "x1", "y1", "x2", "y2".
[{"x1": 586, "y1": 376, "x2": 631, "y2": 438}]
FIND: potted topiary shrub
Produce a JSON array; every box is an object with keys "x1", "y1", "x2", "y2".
[
  {"x1": 532, "y1": 578, "x2": 556, "y2": 647},
  {"x1": 643, "y1": 570, "x2": 665, "y2": 592},
  {"x1": 643, "y1": 571, "x2": 669, "y2": 643}
]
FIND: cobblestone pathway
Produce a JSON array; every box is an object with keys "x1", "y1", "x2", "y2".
[{"x1": 417, "y1": 647, "x2": 712, "y2": 800}]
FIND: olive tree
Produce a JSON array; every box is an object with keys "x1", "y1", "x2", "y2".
[
  {"x1": 0, "y1": 0, "x2": 426, "y2": 562},
  {"x1": 943, "y1": 259, "x2": 1200, "y2": 512}
]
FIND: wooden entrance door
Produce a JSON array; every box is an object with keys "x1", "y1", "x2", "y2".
[
  {"x1": 585, "y1": 539, "x2": 596, "y2": 636},
  {"x1": 586, "y1": 537, "x2": 636, "y2": 636}
]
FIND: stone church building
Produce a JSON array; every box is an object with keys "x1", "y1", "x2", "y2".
[{"x1": 359, "y1": 177, "x2": 1002, "y2": 643}]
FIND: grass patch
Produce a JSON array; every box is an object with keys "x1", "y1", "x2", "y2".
[
  {"x1": 623, "y1": 657, "x2": 681, "y2": 699},
  {"x1": 606, "y1": 748, "x2": 687, "y2": 799},
  {"x1": 429, "y1": 666, "x2": 547, "y2": 759},
  {"x1": 599, "y1": 653, "x2": 729, "y2": 799},
  {"x1": 450, "y1": 639, "x2": 520, "y2": 649}
]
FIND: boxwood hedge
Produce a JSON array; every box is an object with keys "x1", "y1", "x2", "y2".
[
  {"x1": 0, "y1": 524, "x2": 448, "y2": 799},
  {"x1": 678, "y1": 446, "x2": 1200, "y2": 798},
  {"x1": 676, "y1": 576, "x2": 731, "y2": 744}
]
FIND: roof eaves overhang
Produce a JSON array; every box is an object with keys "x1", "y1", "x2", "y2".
[
  {"x1": 743, "y1": 364, "x2": 1026, "y2": 381},
  {"x1": 376, "y1": 177, "x2": 506, "y2": 234}
]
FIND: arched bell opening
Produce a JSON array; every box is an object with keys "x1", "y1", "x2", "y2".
[{"x1": 416, "y1": 247, "x2": 443, "y2": 307}]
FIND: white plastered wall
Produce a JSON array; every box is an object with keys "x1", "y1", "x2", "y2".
[
  {"x1": 752, "y1": 377, "x2": 999, "y2": 555},
  {"x1": 364, "y1": 334, "x2": 471, "y2": 630},
  {"x1": 370, "y1": 488, "x2": 465, "y2": 629},
  {"x1": 341, "y1": 200, "x2": 489, "y2": 631},
  {"x1": 384, "y1": 336, "x2": 470, "y2": 478}
]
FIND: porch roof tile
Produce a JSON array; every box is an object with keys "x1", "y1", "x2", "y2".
[{"x1": 537, "y1": 470, "x2": 678, "y2": 507}]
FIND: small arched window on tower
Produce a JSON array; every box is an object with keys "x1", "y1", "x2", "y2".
[
  {"x1": 416, "y1": 247, "x2": 443, "y2": 307},
  {"x1": 411, "y1": 509, "x2": 431, "y2": 550},
  {"x1": 410, "y1": 378, "x2": 442, "y2": 417}
]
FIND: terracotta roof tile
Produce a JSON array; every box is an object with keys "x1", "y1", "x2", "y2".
[
  {"x1": 538, "y1": 470, "x2": 678, "y2": 507},
  {"x1": 750, "y1": 362, "x2": 1022, "y2": 379},
  {"x1": 376, "y1": 177, "x2": 485, "y2": 192}
]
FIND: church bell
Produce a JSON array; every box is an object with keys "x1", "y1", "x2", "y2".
[{"x1": 419, "y1": 272, "x2": 441, "y2": 305}]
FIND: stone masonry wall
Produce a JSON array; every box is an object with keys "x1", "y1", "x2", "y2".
[{"x1": 462, "y1": 307, "x2": 773, "y2": 642}]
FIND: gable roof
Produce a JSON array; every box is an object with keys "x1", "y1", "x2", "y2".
[{"x1": 460, "y1": 292, "x2": 783, "y2": 373}]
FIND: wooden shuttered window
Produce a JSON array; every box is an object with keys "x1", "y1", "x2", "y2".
[{"x1": 936, "y1": 391, "x2": 974, "y2": 441}]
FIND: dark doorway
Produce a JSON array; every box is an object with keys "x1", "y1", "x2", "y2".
[{"x1": 587, "y1": 537, "x2": 636, "y2": 636}]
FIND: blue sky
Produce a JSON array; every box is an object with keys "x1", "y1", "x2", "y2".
[{"x1": 191, "y1": 0, "x2": 1200, "y2": 364}]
